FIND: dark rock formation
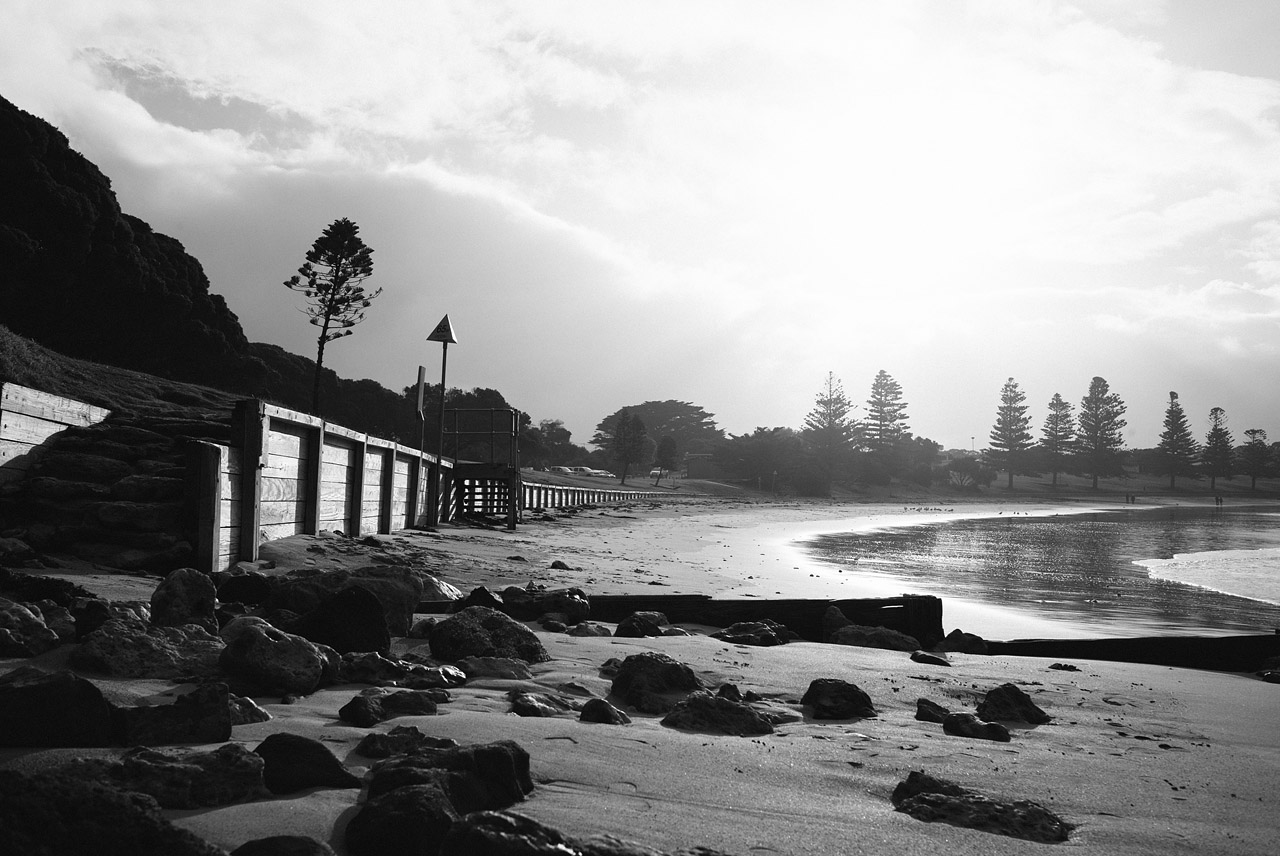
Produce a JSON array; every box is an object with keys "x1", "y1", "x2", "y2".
[
  {"x1": 499, "y1": 584, "x2": 590, "y2": 623},
  {"x1": 230, "y1": 694, "x2": 273, "y2": 725},
  {"x1": 437, "y1": 810, "x2": 576, "y2": 856},
  {"x1": 915, "y1": 698, "x2": 951, "y2": 723},
  {"x1": 428, "y1": 606, "x2": 550, "y2": 663},
  {"x1": 150, "y1": 567, "x2": 218, "y2": 632},
  {"x1": 0, "y1": 666, "x2": 114, "y2": 747},
  {"x1": 609, "y1": 651, "x2": 703, "y2": 714},
  {"x1": 0, "y1": 769, "x2": 226, "y2": 856},
  {"x1": 567, "y1": 621, "x2": 613, "y2": 637},
  {"x1": 68, "y1": 743, "x2": 269, "y2": 809},
  {"x1": 943, "y1": 712, "x2": 1012, "y2": 742},
  {"x1": 891, "y1": 770, "x2": 1072, "y2": 843},
  {"x1": 337, "y1": 650, "x2": 408, "y2": 685},
  {"x1": 253, "y1": 732, "x2": 361, "y2": 794},
  {"x1": 614, "y1": 611, "x2": 669, "y2": 638},
  {"x1": 232, "y1": 836, "x2": 336, "y2": 856},
  {"x1": 217, "y1": 572, "x2": 273, "y2": 606},
  {"x1": 710, "y1": 619, "x2": 796, "y2": 646},
  {"x1": 456, "y1": 656, "x2": 534, "y2": 680},
  {"x1": 338, "y1": 688, "x2": 448, "y2": 726},
  {"x1": 977, "y1": 682, "x2": 1052, "y2": 724},
  {"x1": 113, "y1": 681, "x2": 233, "y2": 745},
  {"x1": 363, "y1": 739, "x2": 533, "y2": 811},
  {"x1": 355, "y1": 725, "x2": 459, "y2": 758},
  {"x1": 800, "y1": 678, "x2": 876, "y2": 720},
  {"x1": 345, "y1": 783, "x2": 459, "y2": 856},
  {"x1": 936, "y1": 628, "x2": 988, "y2": 654},
  {"x1": 0, "y1": 597, "x2": 61, "y2": 655},
  {"x1": 909, "y1": 649, "x2": 950, "y2": 666},
  {"x1": 271, "y1": 567, "x2": 422, "y2": 637},
  {"x1": 509, "y1": 690, "x2": 576, "y2": 717},
  {"x1": 291, "y1": 584, "x2": 391, "y2": 655},
  {"x1": 70, "y1": 616, "x2": 223, "y2": 679},
  {"x1": 661, "y1": 690, "x2": 775, "y2": 736},
  {"x1": 218, "y1": 620, "x2": 328, "y2": 696},
  {"x1": 579, "y1": 698, "x2": 632, "y2": 725}
]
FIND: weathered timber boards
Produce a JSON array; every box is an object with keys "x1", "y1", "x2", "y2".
[
  {"x1": 1, "y1": 383, "x2": 110, "y2": 427},
  {"x1": 1, "y1": 410, "x2": 70, "y2": 446},
  {"x1": 988, "y1": 633, "x2": 1280, "y2": 672}
]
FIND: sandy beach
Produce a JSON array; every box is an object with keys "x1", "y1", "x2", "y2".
[{"x1": 4, "y1": 495, "x2": 1278, "y2": 855}]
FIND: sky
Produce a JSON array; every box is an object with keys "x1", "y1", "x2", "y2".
[{"x1": 4, "y1": 0, "x2": 1280, "y2": 452}]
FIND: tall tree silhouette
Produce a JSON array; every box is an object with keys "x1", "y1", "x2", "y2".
[
  {"x1": 1076, "y1": 376, "x2": 1127, "y2": 489},
  {"x1": 1039, "y1": 393, "x2": 1076, "y2": 487},
  {"x1": 1155, "y1": 391, "x2": 1198, "y2": 489},
  {"x1": 284, "y1": 218, "x2": 379, "y2": 415},
  {"x1": 864, "y1": 370, "x2": 909, "y2": 452},
  {"x1": 985, "y1": 377, "x2": 1034, "y2": 488},
  {"x1": 801, "y1": 372, "x2": 859, "y2": 494},
  {"x1": 1202, "y1": 407, "x2": 1234, "y2": 491}
]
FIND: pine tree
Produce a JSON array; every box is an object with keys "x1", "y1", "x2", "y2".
[
  {"x1": 985, "y1": 377, "x2": 1034, "y2": 488},
  {"x1": 1040, "y1": 393, "x2": 1076, "y2": 487},
  {"x1": 864, "y1": 370, "x2": 909, "y2": 452},
  {"x1": 1076, "y1": 376, "x2": 1127, "y2": 489},
  {"x1": 284, "y1": 218, "x2": 379, "y2": 416},
  {"x1": 1201, "y1": 407, "x2": 1234, "y2": 491},
  {"x1": 801, "y1": 372, "x2": 859, "y2": 494},
  {"x1": 1155, "y1": 391, "x2": 1199, "y2": 489},
  {"x1": 1238, "y1": 429, "x2": 1273, "y2": 490}
]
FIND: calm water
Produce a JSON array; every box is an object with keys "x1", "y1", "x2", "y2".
[{"x1": 804, "y1": 505, "x2": 1280, "y2": 637}]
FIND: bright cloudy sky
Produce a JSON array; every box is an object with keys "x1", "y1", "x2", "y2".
[{"x1": 5, "y1": 0, "x2": 1280, "y2": 450}]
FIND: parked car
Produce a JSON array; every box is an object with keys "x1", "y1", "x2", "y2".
[
  {"x1": 568, "y1": 466, "x2": 594, "y2": 475},
  {"x1": 549, "y1": 466, "x2": 572, "y2": 474},
  {"x1": 590, "y1": 469, "x2": 615, "y2": 478},
  {"x1": 649, "y1": 468, "x2": 663, "y2": 478}
]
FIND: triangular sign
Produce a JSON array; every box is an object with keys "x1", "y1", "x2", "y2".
[{"x1": 426, "y1": 314, "x2": 458, "y2": 344}]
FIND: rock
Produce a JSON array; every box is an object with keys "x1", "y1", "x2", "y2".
[
  {"x1": 419, "y1": 573, "x2": 464, "y2": 602},
  {"x1": 253, "y1": 732, "x2": 361, "y2": 794},
  {"x1": 509, "y1": 690, "x2": 576, "y2": 717},
  {"x1": 910, "y1": 650, "x2": 950, "y2": 667},
  {"x1": 821, "y1": 605, "x2": 853, "y2": 641},
  {"x1": 450, "y1": 585, "x2": 506, "y2": 611},
  {"x1": 428, "y1": 606, "x2": 551, "y2": 663},
  {"x1": 567, "y1": 621, "x2": 612, "y2": 637},
  {"x1": 614, "y1": 611, "x2": 668, "y2": 638},
  {"x1": 72, "y1": 596, "x2": 112, "y2": 639},
  {"x1": 0, "y1": 566, "x2": 95, "y2": 607},
  {"x1": 710, "y1": 619, "x2": 796, "y2": 646},
  {"x1": 0, "y1": 597, "x2": 62, "y2": 656},
  {"x1": 339, "y1": 651, "x2": 410, "y2": 685},
  {"x1": 891, "y1": 770, "x2": 1073, "y2": 843},
  {"x1": 345, "y1": 783, "x2": 459, "y2": 856},
  {"x1": 232, "y1": 835, "x2": 336, "y2": 856},
  {"x1": 661, "y1": 690, "x2": 774, "y2": 736},
  {"x1": 30, "y1": 599, "x2": 76, "y2": 642},
  {"x1": 292, "y1": 584, "x2": 391, "y2": 655},
  {"x1": 936, "y1": 629, "x2": 988, "y2": 655},
  {"x1": 339, "y1": 688, "x2": 448, "y2": 726},
  {"x1": 1049, "y1": 662, "x2": 1080, "y2": 672},
  {"x1": 408, "y1": 616, "x2": 439, "y2": 638},
  {"x1": 800, "y1": 678, "x2": 876, "y2": 719},
  {"x1": 218, "y1": 573, "x2": 273, "y2": 606},
  {"x1": 364, "y1": 739, "x2": 534, "y2": 811},
  {"x1": 0, "y1": 666, "x2": 114, "y2": 747},
  {"x1": 457, "y1": 656, "x2": 534, "y2": 680},
  {"x1": 279, "y1": 566, "x2": 425, "y2": 636},
  {"x1": 400, "y1": 664, "x2": 468, "y2": 689},
  {"x1": 579, "y1": 698, "x2": 631, "y2": 725},
  {"x1": 915, "y1": 698, "x2": 951, "y2": 723},
  {"x1": 113, "y1": 682, "x2": 233, "y2": 745},
  {"x1": 150, "y1": 568, "x2": 218, "y2": 632},
  {"x1": 437, "y1": 810, "x2": 575, "y2": 856},
  {"x1": 829, "y1": 624, "x2": 920, "y2": 651},
  {"x1": 550, "y1": 560, "x2": 571, "y2": 570},
  {"x1": 218, "y1": 621, "x2": 328, "y2": 696},
  {"x1": 70, "y1": 617, "x2": 223, "y2": 679},
  {"x1": 69, "y1": 743, "x2": 270, "y2": 809},
  {"x1": 610, "y1": 651, "x2": 703, "y2": 714},
  {"x1": 230, "y1": 694, "x2": 273, "y2": 725},
  {"x1": 0, "y1": 769, "x2": 226, "y2": 856},
  {"x1": 976, "y1": 683, "x2": 1052, "y2": 724},
  {"x1": 943, "y1": 712, "x2": 1012, "y2": 742},
  {"x1": 499, "y1": 585, "x2": 590, "y2": 623},
  {"x1": 355, "y1": 725, "x2": 459, "y2": 758}
]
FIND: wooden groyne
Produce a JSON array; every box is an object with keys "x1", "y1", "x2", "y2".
[{"x1": 988, "y1": 632, "x2": 1280, "y2": 672}]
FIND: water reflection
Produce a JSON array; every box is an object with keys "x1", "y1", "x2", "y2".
[{"x1": 805, "y1": 506, "x2": 1280, "y2": 636}]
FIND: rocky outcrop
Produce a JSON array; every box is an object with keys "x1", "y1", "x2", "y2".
[
  {"x1": 428, "y1": 606, "x2": 551, "y2": 664},
  {"x1": 338, "y1": 688, "x2": 449, "y2": 726},
  {"x1": 67, "y1": 743, "x2": 270, "y2": 809},
  {"x1": 253, "y1": 732, "x2": 362, "y2": 794},
  {"x1": 800, "y1": 678, "x2": 876, "y2": 720},
  {"x1": 829, "y1": 623, "x2": 920, "y2": 651},
  {"x1": 0, "y1": 666, "x2": 115, "y2": 747},
  {"x1": 218, "y1": 620, "x2": 330, "y2": 696},
  {"x1": 355, "y1": 725, "x2": 460, "y2": 759},
  {"x1": 614, "y1": 611, "x2": 669, "y2": 638},
  {"x1": 976, "y1": 683, "x2": 1052, "y2": 724},
  {"x1": 150, "y1": 567, "x2": 218, "y2": 632},
  {"x1": 661, "y1": 690, "x2": 775, "y2": 736},
  {"x1": 710, "y1": 619, "x2": 797, "y2": 646},
  {"x1": 942, "y1": 713, "x2": 1011, "y2": 742},
  {"x1": 291, "y1": 584, "x2": 390, "y2": 655},
  {"x1": 70, "y1": 616, "x2": 223, "y2": 679},
  {"x1": 891, "y1": 770, "x2": 1072, "y2": 843},
  {"x1": 113, "y1": 681, "x2": 233, "y2": 745},
  {"x1": 0, "y1": 597, "x2": 62, "y2": 656},
  {"x1": 609, "y1": 652, "x2": 703, "y2": 714}
]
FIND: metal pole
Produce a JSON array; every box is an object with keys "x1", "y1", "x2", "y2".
[{"x1": 429, "y1": 341, "x2": 448, "y2": 527}]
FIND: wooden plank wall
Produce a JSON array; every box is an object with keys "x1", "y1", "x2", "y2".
[
  {"x1": 261, "y1": 421, "x2": 310, "y2": 543},
  {"x1": 0, "y1": 383, "x2": 110, "y2": 484}
]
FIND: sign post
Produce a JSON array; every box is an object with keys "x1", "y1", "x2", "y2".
[{"x1": 425, "y1": 315, "x2": 457, "y2": 527}]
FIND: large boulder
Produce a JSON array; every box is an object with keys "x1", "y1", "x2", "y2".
[
  {"x1": 150, "y1": 568, "x2": 218, "y2": 632},
  {"x1": 0, "y1": 597, "x2": 62, "y2": 656},
  {"x1": 609, "y1": 652, "x2": 703, "y2": 714},
  {"x1": 498, "y1": 585, "x2": 590, "y2": 623},
  {"x1": 0, "y1": 770, "x2": 226, "y2": 856},
  {"x1": 338, "y1": 688, "x2": 448, "y2": 726},
  {"x1": 344, "y1": 783, "x2": 459, "y2": 856},
  {"x1": 269, "y1": 566, "x2": 424, "y2": 636},
  {"x1": 829, "y1": 623, "x2": 920, "y2": 651},
  {"x1": 67, "y1": 743, "x2": 270, "y2": 809},
  {"x1": 943, "y1": 712, "x2": 1012, "y2": 742},
  {"x1": 70, "y1": 617, "x2": 223, "y2": 679},
  {"x1": 710, "y1": 619, "x2": 796, "y2": 646},
  {"x1": 976, "y1": 683, "x2": 1052, "y2": 724},
  {"x1": 614, "y1": 611, "x2": 668, "y2": 638},
  {"x1": 363, "y1": 740, "x2": 534, "y2": 811},
  {"x1": 0, "y1": 666, "x2": 114, "y2": 747},
  {"x1": 292, "y1": 585, "x2": 390, "y2": 655},
  {"x1": 219, "y1": 621, "x2": 329, "y2": 696},
  {"x1": 891, "y1": 770, "x2": 1073, "y2": 843},
  {"x1": 113, "y1": 681, "x2": 233, "y2": 745},
  {"x1": 661, "y1": 690, "x2": 774, "y2": 736},
  {"x1": 253, "y1": 732, "x2": 362, "y2": 794},
  {"x1": 800, "y1": 678, "x2": 876, "y2": 720},
  {"x1": 428, "y1": 606, "x2": 550, "y2": 664}
]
